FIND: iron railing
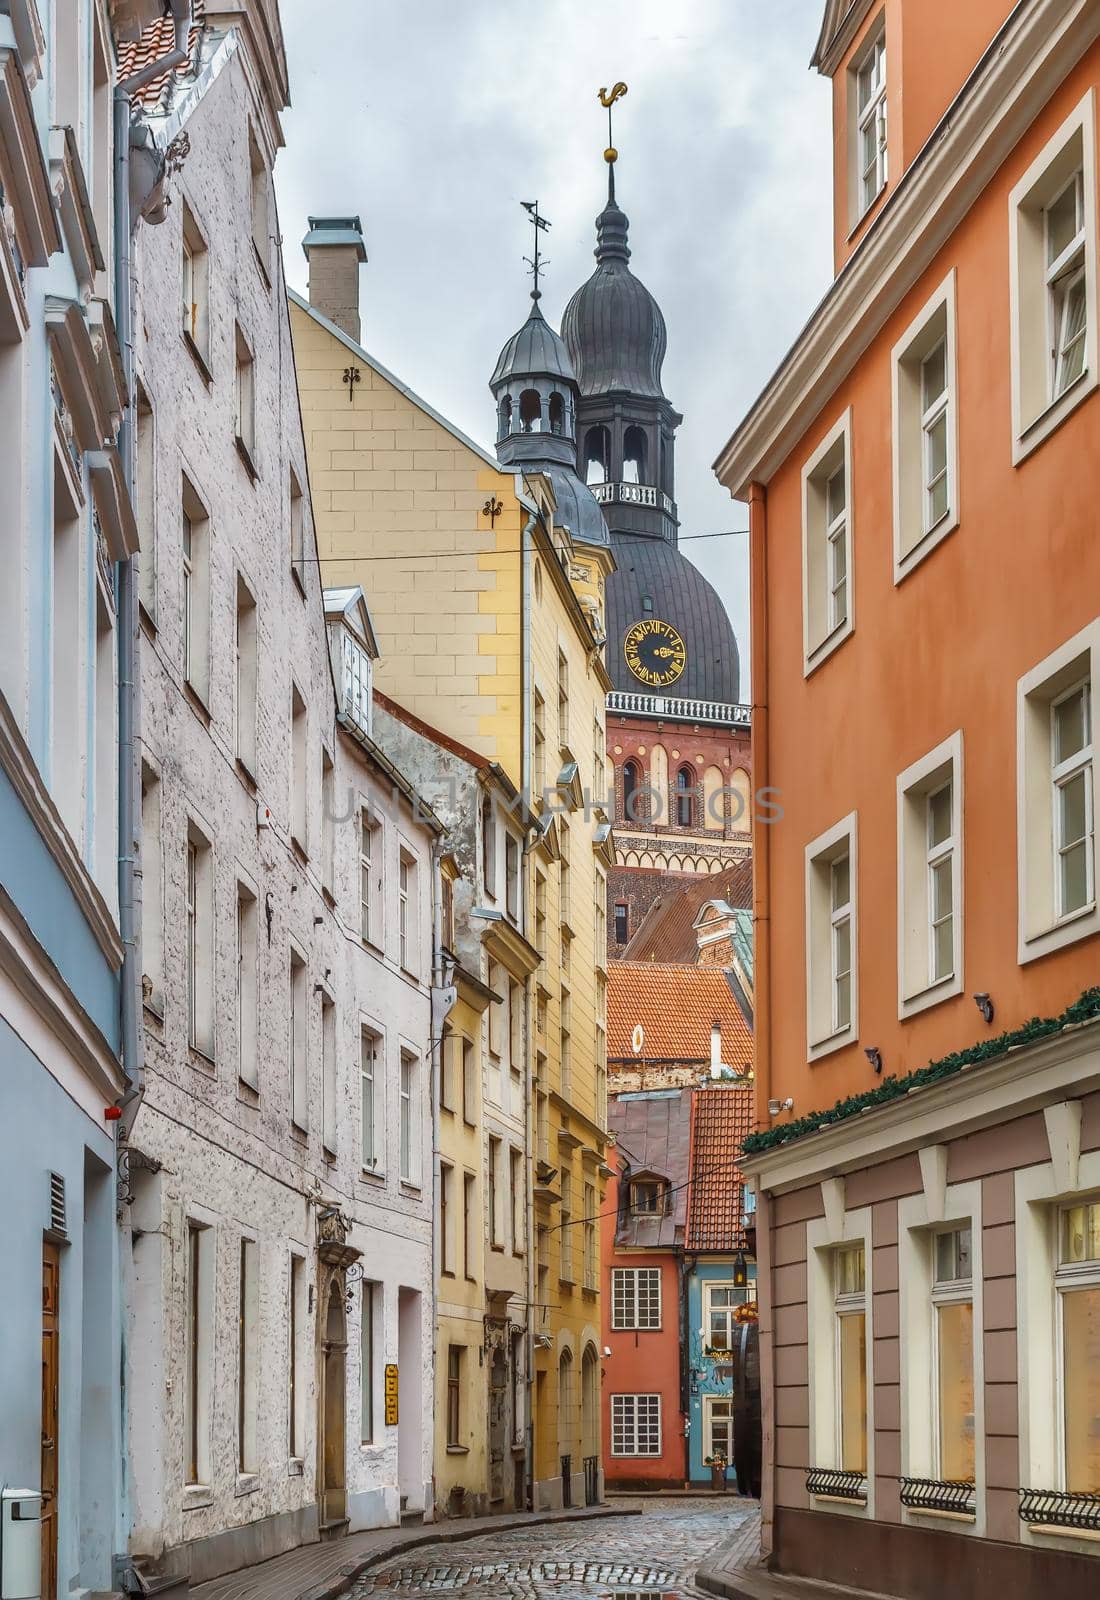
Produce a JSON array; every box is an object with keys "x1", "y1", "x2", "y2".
[
  {"x1": 899, "y1": 1477, "x2": 975, "y2": 1515},
  {"x1": 1019, "y1": 1488, "x2": 1100, "y2": 1531},
  {"x1": 606, "y1": 690, "x2": 751, "y2": 727},
  {"x1": 806, "y1": 1468, "x2": 868, "y2": 1502},
  {"x1": 560, "y1": 1454, "x2": 573, "y2": 1508},
  {"x1": 584, "y1": 1454, "x2": 600, "y2": 1506}
]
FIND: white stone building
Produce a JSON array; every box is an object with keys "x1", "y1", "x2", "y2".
[{"x1": 120, "y1": 6, "x2": 436, "y2": 1583}]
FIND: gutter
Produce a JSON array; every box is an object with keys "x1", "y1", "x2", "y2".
[
  {"x1": 118, "y1": 0, "x2": 191, "y2": 96},
  {"x1": 520, "y1": 508, "x2": 537, "y2": 1511}
]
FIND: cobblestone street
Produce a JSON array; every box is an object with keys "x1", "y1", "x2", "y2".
[{"x1": 353, "y1": 1498, "x2": 757, "y2": 1599}]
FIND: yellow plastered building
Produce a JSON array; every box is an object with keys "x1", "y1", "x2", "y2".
[{"x1": 290, "y1": 248, "x2": 614, "y2": 1513}]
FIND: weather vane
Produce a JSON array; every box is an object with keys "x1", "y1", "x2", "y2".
[
  {"x1": 598, "y1": 81, "x2": 629, "y2": 167},
  {"x1": 520, "y1": 199, "x2": 551, "y2": 302}
]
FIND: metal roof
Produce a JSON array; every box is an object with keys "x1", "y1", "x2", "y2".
[
  {"x1": 302, "y1": 216, "x2": 367, "y2": 261},
  {"x1": 490, "y1": 299, "x2": 576, "y2": 388},
  {"x1": 606, "y1": 533, "x2": 741, "y2": 702},
  {"x1": 562, "y1": 197, "x2": 668, "y2": 401}
]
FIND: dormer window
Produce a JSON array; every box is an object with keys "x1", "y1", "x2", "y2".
[
  {"x1": 854, "y1": 25, "x2": 887, "y2": 219},
  {"x1": 631, "y1": 1178, "x2": 669, "y2": 1216},
  {"x1": 341, "y1": 629, "x2": 372, "y2": 736}
]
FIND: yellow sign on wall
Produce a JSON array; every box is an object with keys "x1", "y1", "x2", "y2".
[{"x1": 384, "y1": 1363, "x2": 399, "y2": 1426}]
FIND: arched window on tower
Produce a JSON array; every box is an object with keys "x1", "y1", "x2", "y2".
[
  {"x1": 548, "y1": 392, "x2": 565, "y2": 436},
  {"x1": 622, "y1": 760, "x2": 639, "y2": 822},
  {"x1": 519, "y1": 390, "x2": 542, "y2": 434},
  {"x1": 497, "y1": 395, "x2": 512, "y2": 440},
  {"x1": 623, "y1": 426, "x2": 647, "y2": 485},
  {"x1": 584, "y1": 425, "x2": 610, "y2": 485},
  {"x1": 675, "y1": 765, "x2": 695, "y2": 829}
]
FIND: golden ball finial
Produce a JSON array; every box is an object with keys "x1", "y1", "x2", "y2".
[{"x1": 604, "y1": 146, "x2": 617, "y2": 164}]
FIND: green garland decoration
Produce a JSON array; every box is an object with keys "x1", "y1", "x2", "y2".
[{"x1": 743, "y1": 986, "x2": 1100, "y2": 1158}]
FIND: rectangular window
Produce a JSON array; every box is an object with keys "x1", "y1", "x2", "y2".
[
  {"x1": 560, "y1": 989, "x2": 572, "y2": 1099},
  {"x1": 181, "y1": 201, "x2": 210, "y2": 365},
  {"x1": 489, "y1": 1136, "x2": 502, "y2": 1248},
  {"x1": 447, "y1": 1346, "x2": 463, "y2": 1447},
  {"x1": 136, "y1": 382, "x2": 156, "y2": 619},
  {"x1": 1057, "y1": 1199, "x2": 1100, "y2": 1493},
  {"x1": 321, "y1": 750, "x2": 335, "y2": 894},
  {"x1": 898, "y1": 733, "x2": 963, "y2": 1014},
  {"x1": 359, "y1": 812, "x2": 381, "y2": 947},
  {"x1": 482, "y1": 798, "x2": 497, "y2": 895},
  {"x1": 237, "y1": 1237, "x2": 258, "y2": 1475},
  {"x1": 235, "y1": 325, "x2": 256, "y2": 469},
  {"x1": 185, "y1": 1220, "x2": 212, "y2": 1485},
  {"x1": 559, "y1": 1168, "x2": 572, "y2": 1282},
  {"x1": 235, "y1": 574, "x2": 257, "y2": 776},
  {"x1": 141, "y1": 765, "x2": 164, "y2": 1013},
  {"x1": 321, "y1": 992, "x2": 336, "y2": 1157},
  {"x1": 611, "y1": 1267, "x2": 661, "y2": 1330},
  {"x1": 1009, "y1": 94, "x2": 1097, "y2": 460},
  {"x1": 505, "y1": 834, "x2": 520, "y2": 921},
  {"x1": 1018, "y1": 623, "x2": 1100, "y2": 962},
  {"x1": 463, "y1": 1172, "x2": 476, "y2": 1281},
  {"x1": 462, "y1": 1036, "x2": 476, "y2": 1125},
  {"x1": 892, "y1": 274, "x2": 959, "y2": 578},
  {"x1": 932, "y1": 1225, "x2": 975, "y2": 1485},
  {"x1": 186, "y1": 824, "x2": 214, "y2": 1058},
  {"x1": 441, "y1": 870, "x2": 455, "y2": 950},
  {"x1": 399, "y1": 850, "x2": 416, "y2": 973},
  {"x1": 400, "y1": 1051, "x2": 417, "y2": 1184},
  {"x1": 236, "y1": 883, "x2": 258, "y2": 1089},
  {"x1": 557, "y1": 649, "x2": 570, "y2": 750},
  {"x1": 835, "y1": 1244, "x2": 868, "y2": 1477},
  {"x1": 360, "y1": 1030, "x2": 377, "y2": 1169},
  {"x1": 706, "y1": 1284, "x2": 744, "y2": 1352},
  {"x1": 534, "y1": 871, "x2": 546, "y2": 954},
  {"x1": 614, "y1": 902, "x2": 629, "y2": 945},
  {"x1": 509, "y1": 980, "x2": 523, "y2": 1077},
  {"x1": 289, "y1": 1254, "x2": 305, "y2": 1459},
  {"x1": 801, "y1": 412, "x2": 854, "y2": 671},
  {"x1": 440, "y1": 1027, "x2": 455, "y2": 1112},
  {"x1": 583, "y1": 1182, "x2": 596, "y2": 1290},
  {"x1": 533, "y1": 690, "x2": 547, "y2": 804},
  {"x1": 853, "y1": 26, "x2": 887, "y2": 219},
  {"x1": 806, "y1": 813, "x2": 858, "y2": 1057},
  {"x1": 181, "y1": 477, "x2": 210, "y2": 704},
  {"x1": 360, "y1": 1281, "x2": 375, "y2": 1444},
  {"x1": 289, "y1": 949, "x2": 308, "y2": 1130},
  {"x1": 510, "y1": 1147, "x2": 523, "y2": 1254},
  {"x1": 290, "y1": 684, "x2": 307, "y2": 853},
  {"x1": 290, "y1": 469, "x2": 305, "y2": 578},
  {"x1": 93, "y1": 603, "x2": 117, "y2": 907},
  {"x1": 248, "y1": 125, "x2": 269, "y2": 273},
  {"x1": 610, "y1": 1393, "x2": 661, "y2": 1457},
  {"x1": 50, "y1": 486, "x2": 81, "y2": 842},
  {"x1": 440, "y1": 1162, "x2": 454, "y2": 1275}
]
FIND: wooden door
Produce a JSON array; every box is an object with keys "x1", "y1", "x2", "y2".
[{"x1": 41, "y1": 1244, "x2": 60, "y2": 1600}]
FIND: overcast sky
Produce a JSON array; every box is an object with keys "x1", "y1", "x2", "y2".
[{"x1": 274, "y1": 1, "x2": 834, "y2": 693}]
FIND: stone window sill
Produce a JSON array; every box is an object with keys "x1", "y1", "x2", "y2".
[
  {"x1": 182, "y1": 1485, "x2": 213, "y2": 1512},
  {"x1": 235, "y1": 1473, "x2": 260, "y2": 1498}
]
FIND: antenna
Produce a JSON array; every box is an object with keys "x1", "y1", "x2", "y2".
[{"x1": 520, "y1": 199, "x2": 551, "y2": 302}]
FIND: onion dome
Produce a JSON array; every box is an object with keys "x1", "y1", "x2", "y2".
[
  {"x1": 562, "y1": 188, "x2": 668, "y2": 400},
  {"x1": 490, "y1": 298, "x2": 575, "y2": 388},
  {"x1": 606, "y1": 536, "x2": 740, "y2": 703}
]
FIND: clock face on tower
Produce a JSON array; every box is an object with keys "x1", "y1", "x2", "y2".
[{"x1": 623, "y1": 618, "x2": 688, "y2": 688}]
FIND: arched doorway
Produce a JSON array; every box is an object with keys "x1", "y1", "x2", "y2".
[
  {"x1": 320, "y1": 1279, "x2": 347, "y2": 1527},
  {"x1": 558, "y1": 1348, "x2": 574, "y2": 1507},
  {"x1": 581, "y1": 1344, "x2": 600, "y2": 1505}
]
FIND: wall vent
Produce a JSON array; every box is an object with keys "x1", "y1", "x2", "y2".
[{"x1": 49, "y1": 1171, "x2": 68, "y2": 1237}]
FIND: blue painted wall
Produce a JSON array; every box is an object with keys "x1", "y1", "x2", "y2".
[{"x1": 685, "y1": 1260, "x2": 757, "y2": 1482}]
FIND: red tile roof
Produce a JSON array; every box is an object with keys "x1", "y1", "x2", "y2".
[
  {"x1": 608, "y1": 961, "x2": 753, "y2": 1071},
  {"x1": 686, "y1": 1085, "x2": 754, "y2": 1252},
  {"x1": 619, "y1": 860, "x2": 752, "y2": 964},
  {"x1": 117, "y1": 2, "x2": 207, "y2": 112}
]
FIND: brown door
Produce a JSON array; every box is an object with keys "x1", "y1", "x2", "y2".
[
  {"x1": 41, "y1": 1244, "x2": 60, "y2": 1600},
  {"x1": 320, "y1": 1281, "x2": 346, "y2": 1526}
]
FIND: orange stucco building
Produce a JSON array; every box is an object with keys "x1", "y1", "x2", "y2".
[{"x1": 716, "y1": 2, "x2": 1100, "y2": 1596}]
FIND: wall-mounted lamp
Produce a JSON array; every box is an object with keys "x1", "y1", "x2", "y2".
[
  {"x1": 973, "y1": 993, "x2": 994, "y2": 1025},
  {"x1": 767, "y1": 1097, "x2": 794, "y2": 1117},
  {"x1": 732, "y1": 1249, "x2": 748, "y2": 1289},
  {"x1": 865, "y1": 1047, "x2": 883, "y2": 1074}
]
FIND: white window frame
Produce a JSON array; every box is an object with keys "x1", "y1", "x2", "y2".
[
  {"x1": 897, "y1": 731, "x2": 964, "y2": 1017},
  {"x1": 807, "y1": 1205, "x2": 874, "y2": 1516},
  {"x1": 359, "y1": 809, "x2": 382, "y2": 949},
  {"x1": 610, "y1": 1392, "x2": 662, "y2": 1457},
  {"x1": 611, "y1": 1266, "x2": 661, "y2": 1331},
  {"x1": 399, "y1": 1048, "x2": 418, "y2": 1186},
  {"x1": 703, "y1": 1394, "x2": 735, "y2": 1464},
  {"x1": 1016, "y1": 1146, "x2": 1100, "y2": 1557},
  {"x1": 1047, "y1": 172, "x2": 1088, "y2": 400},
  {"x1": 898, "y1": 1180, "x2": 985, "y2": 1536},
  {"x1": 360, "y1": 1028, "x2": 379, "y2": 1170},
  {"x1": 1009, "y1": 91, "x2": 1098, "y2": 464},
  {"x1": 1017, "y1": 619, "x2": 1100, "y2": 963},
  {"x1": 891, "y1": 272, "x2": 960, "y2": 581},
  {"x1": 1054, "y1": 1199, "x2": 1100, "y2": 1497},
  {"x1": 852, "y1": 24, "x2": 887, "y2": 223},
  {"x1": 805, "y1": 812, "x2": 858, "y2": 1060},
  {"x1": 801, "y1": 410, "x2": 854, "y2": 674},
  {"x1": 704, "y1": 1280, "x2": 747, "y2": 1352},
  {"x1": 1051, "y1": 679, "x2": 1094, "y2": 922}
]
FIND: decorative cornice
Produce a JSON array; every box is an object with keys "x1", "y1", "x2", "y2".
[
  {"x1": 48, "y1": 124, "x2": 104, "y2": 300},
  {"x1": 0, "y1": 690, "x2": 124, "y2": 966},
  {"x1": 715, "y1": 0, "x2": 1099, "y2": 497},
  {"x1": 812, "y1": 0, "x2": 877, "y2": 76},
  {"x1": 0, "y1": 18, "x2": 61, "y2": 264}
]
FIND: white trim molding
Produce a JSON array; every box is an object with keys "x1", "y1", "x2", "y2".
[
  {"x1": 805, "y1": 810, "x2": 859, "y2": 1061},
  {"x1": 896, "y1": 730, "x2": 964, "y2": 1018},
  {"x1": 801, "y1": 408, "x2": 855, "y2": 675},
  {"x1": 891, "y1": 271, "x2": 960, "y2": 582},
  {"x1": 806, "y1": 1205, "x2": 875, "y2": 1517},
  {"x1": 1016, "y1": 617, "x2": 1100, "y2": 964},
  {"x1": 1008, "y1": 90, "x2": 1098, "y2": 463}
]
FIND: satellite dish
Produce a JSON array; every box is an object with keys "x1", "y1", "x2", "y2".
[{"x1": 631, "y1": 1024, "x2": 644, "y2": 1055}]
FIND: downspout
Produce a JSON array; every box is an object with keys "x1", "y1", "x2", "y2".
[
  {"x1": 747, "y1": 479, "x2": 774, "y2": 1561},
  {"x1": 520, "y1": 507, "x2": 537, "y2": 1510},
  {"x1": 679, "y1": 1252, "x2": 697, "y2": 1486},
  {"x1": 429, "y1": 838, "x2": 445, "y2": 1518}
]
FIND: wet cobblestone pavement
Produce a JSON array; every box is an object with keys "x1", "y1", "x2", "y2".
[{"x1": 353, "y1": 1497, "x2": 757, "y2": 1600}]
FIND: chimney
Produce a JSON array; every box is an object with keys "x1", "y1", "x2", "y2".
[{"x1": 302, "y1": 215, "x2": 367, "y2": 343}]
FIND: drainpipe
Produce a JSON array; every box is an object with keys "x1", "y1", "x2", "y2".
[
  {"x1": 679, "y1": 1252, "x2": 697, "y2": 1484},
  {"x1": 520, "y1": 505, "x2": 537, "y2": 1511},
  {"x1": 119, "y1": 0, "x2": 191, "y2": 97},
  {"x1": 429, "y1": 837, "x2": 445, "y2": 1519}
]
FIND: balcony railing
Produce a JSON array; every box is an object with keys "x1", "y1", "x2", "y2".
[
  {"x1": 606, "y1": 690, "x2": 751, "y2": 727},
  {"x1": 1019, "y1": 1488, "x2": 1100, "y2": 1531},
  {"x1": 900, "y1": 1477, "x2": 975, "y2": 1516},
  {"x1": 588, "y1": 481, "x2": 675, "y2": 516},
  {"x1": 806, "y1": 1468, "x2": 868, "y2": 1503}
]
